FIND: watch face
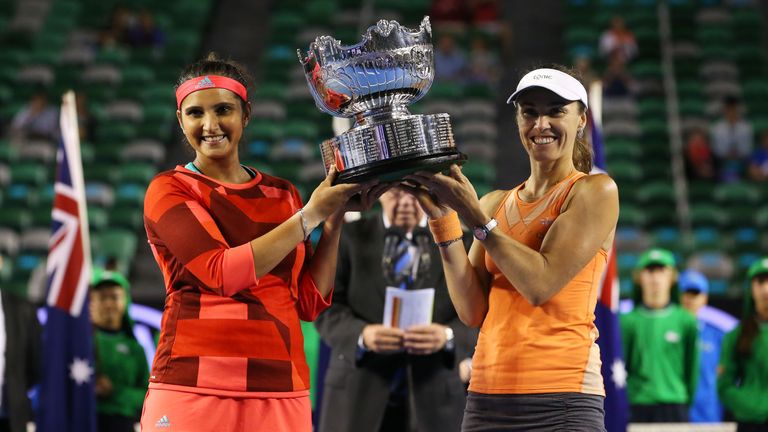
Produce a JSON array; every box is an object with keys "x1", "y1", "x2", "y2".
[{"x1": 473, "y1": 227, "x2": 487, "y2": 240}]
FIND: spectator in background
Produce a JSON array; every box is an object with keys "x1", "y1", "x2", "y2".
[
  {"x1": 0, "y1": 265, "x2": 42, "y2": 432},
  {"x1": 434, "y1": 34, "x2": 467, "y2": 83},
  {"x1": 314, "y1": 188, "x2": 476, "y2": 432},
  {"x1": 599, "y1": 15, "x2": 638, "y2": 63},
  {"x1": 98, "y1": 5, "x2": 132, "y2": 50},
  {"x1": 9, "y1": 91, "x2": 60, "y2": 143},
  {"x1": 466, "y1": 36, "x2": 499, "y2": 86},
  {"x1": 75, "y1": 92, "x2": 96, "y2": 142},
  {"x1": 468, "y1": 0, "x2": 499, "y2": 33},
  {"x1": 621, "y1": 248, "x2": 699, "y2": 423},
  {"x1": 90, "y1": 268, "x2": 148, "y2": 432},
  {"x1": 685, "y1": 127, "x2": 716, "y2": 180},
  {"x1": 429, "y1": 0, "x2": 469, "y2": 27},
  {"x1": 602, "y1": 51, "x2": 636, "y2": 97},
  {"x1": 574, "y1": 55, "x2": 599, "y2": 88},
  {"x1": 710, "y1": 95, "x2": 754, "y2": 182},
  {"x1": 717, "y1": 257, "x2": 768, "y2": 430},
  {"x1": 679, "y1": 270, "x2": 726, "y2": 423},
  {"x1": 125, "y1": 9, "x2": 166, "y2": 50},
  {"x1": 747, "y1": 130, "x2": 768, "y2": 182}
]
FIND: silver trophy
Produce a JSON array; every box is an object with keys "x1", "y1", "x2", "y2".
[{"x1": 298, "y1": 16, "x2": 466, "y2": 183}]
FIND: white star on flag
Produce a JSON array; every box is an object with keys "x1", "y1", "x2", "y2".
[
  {"x1": 612, "y1": 359, "x2": 627, "y2": 389},
  {"x1": 69, "y1": 357, "x2": 93, "y2": 385}
]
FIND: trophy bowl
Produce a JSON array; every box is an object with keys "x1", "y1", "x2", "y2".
[{"x1": 298, "y1": 16, "x2": 466, "y2": 184}]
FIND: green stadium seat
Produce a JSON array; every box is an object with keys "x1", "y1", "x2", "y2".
[
  {"x1": 11, "y1": 164, "x2": 49, "y2": 186},
  {"x1": 608, "y1": 161, "x2": 643, "y2": 184},
  {"x1": 246, "y1": 121, "x2": 284, "y2": 141},
  {"x1": 87, "y1": 206, "x2": 109, "y2": 231},
  {"x1": 690, "y1": 203, "x2": 728, "y2": 228},
  {"x1": 692, "y1": 227, "x2": 721, "y2": 251},
  {"x1": 92, "y1": 229, "x2": 138, "y2": 276},
  {"x1": 116, "y1": 164, "x2": 156, "y2": 184},
  {"x1": 114, "y1": 184, "x2": 146, "y2": 207},
  {"x1": 755, "y1": 206, "x2": 768, "y2": 229},
  {"x1": 283, "y1": 121, "x2": 319, "y2": 141},
  {"x1": 0, "y1": 208, "x2": 32, "y2": 232},
  {"x1": 636, "y1": 181, "x2": 676, "y2": 204},
  {"x1": 713, "y1": 182, "x2": 762, "y2": 205},
  {"x1": 109, "y1": 207, "x2": 144, "y2": 230},
  {"x1": 30, "y1": 208, "x2": 52, "y2": 228},
  {"x1": 618, "y1": 205, "x2": 647, "y2": 227},
  {"x1": 730, "y1": 228, "x2": 760, "y2": 255}
]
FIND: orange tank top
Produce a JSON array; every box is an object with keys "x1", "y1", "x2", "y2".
[{"x1": 469, "y1": 171, "x2": 607, "y2": 396}]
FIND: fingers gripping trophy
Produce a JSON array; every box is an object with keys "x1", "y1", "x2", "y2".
[{"x1": 298, "y1": 16, "x2": 466, "y2": 184}]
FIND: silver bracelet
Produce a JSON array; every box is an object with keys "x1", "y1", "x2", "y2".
[{"x1": 298, "y1": 208, "x2": 310, "y2": 240}]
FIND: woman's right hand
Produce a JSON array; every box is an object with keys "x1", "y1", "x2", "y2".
[
  {"x1": 303, "y1": 165, "x2": 368, "y2": 226},
  {"x1": 400, "y1": 181, "x2": 454, "y2": 220}
]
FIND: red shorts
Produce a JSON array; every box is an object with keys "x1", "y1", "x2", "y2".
[{"x1": 140, "y1": 385, "x2": 311, "y2": 432}]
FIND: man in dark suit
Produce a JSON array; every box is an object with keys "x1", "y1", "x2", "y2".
[{"x1": 315, "y1": 187, "x2": 477, "y2": 432}]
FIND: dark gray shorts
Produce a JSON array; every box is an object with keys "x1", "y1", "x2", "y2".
[{"x1": 461, "y1": 392, "x2": 606, "y2": 432}]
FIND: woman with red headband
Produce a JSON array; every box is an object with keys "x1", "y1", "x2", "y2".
[{"x1": 139, "y1": 53, "x2": 383, "y2": 431}]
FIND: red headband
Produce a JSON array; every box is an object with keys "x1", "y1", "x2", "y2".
[{"x1": 175, "y1": 75, "x2": 248, "y2": 109}]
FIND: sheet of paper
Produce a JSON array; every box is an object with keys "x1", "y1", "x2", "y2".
[{"x1": 382, "y1": 287, "x2": 435, "y2": 329}]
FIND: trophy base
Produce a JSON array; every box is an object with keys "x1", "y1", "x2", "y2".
[
  {"x1": 334, "y1": 150, "x2": 467, "y2": 184},
  {"x1": 321, "y1": 112, "x2": 466, "y2": 184}
]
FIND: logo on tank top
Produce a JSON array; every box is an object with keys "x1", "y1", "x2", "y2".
[{"x1": 540, "y1": 218, "x2": 553, "y2": 226}]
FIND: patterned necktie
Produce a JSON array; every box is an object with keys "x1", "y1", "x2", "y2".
[{"x1": 393, "y1": 239, "x2": 414, "y2": 290}]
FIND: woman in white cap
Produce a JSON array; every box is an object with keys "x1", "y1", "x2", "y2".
[{"x1": 404, "y1": 64, "x2": 619, "y2": 431}]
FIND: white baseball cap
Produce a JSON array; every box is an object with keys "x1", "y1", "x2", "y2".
[{"x1": 506, "y1": 68, "x2": 589, "y2": 110}]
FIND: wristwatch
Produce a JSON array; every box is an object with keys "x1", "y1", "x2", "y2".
[
  {"x1": 444, "y1": 326, "x2": 455, "y2": 351},
  {"x1": 473, "y1": 218, "x2": 498, "y2": 241}
]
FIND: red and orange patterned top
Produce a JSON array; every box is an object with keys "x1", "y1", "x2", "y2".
[{"x1": 143, "y1": 166, "x2": 331, "y2": 397}]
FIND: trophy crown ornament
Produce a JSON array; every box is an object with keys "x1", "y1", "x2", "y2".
[
  {"x1": 298, "y1": 16, "x2": 434, "y2": 118},
  {"x1": 298, "y1": 16, "x2": 465, "y2": 184}
]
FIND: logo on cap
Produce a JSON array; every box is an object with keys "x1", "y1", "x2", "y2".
[
  {"x1": 532, "y1": 74, "x2": 552, "y2": 80},
  {"x1": 195, "y1": 76, "x2": 215, "y2": 89}
]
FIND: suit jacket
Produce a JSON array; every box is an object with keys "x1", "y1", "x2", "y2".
[{"x1": 315, "y1": 215, "x2": 477, "y2": 432}]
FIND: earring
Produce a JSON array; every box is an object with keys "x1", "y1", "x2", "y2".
[{"x1": 577, "y1": 128, "x2": 584, "y2": 139}]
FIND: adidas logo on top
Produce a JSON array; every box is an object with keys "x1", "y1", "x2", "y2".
[
  {"x1": 155, "y1": 415, "x2": 171, "y2": 428},
  {"x1": 195, "y1": 76, "x2": 215, "y2": 89}
]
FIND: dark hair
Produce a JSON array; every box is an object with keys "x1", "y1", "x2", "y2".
[
  {"x1": 735, "y1": 274, "x2": 768, "y2": 357},
  {"x1": 723, "y1": 94, "x2": 741, "y2": 107},
  {"x1": 515, "y1": 63, "x2": 593, "y2": 174},
  {"x1": 736, "y1": 315, "x2": 759, "y2": 357},
  {"x1": 176, "y1": 52, "x2": 254, "y2": 116}
]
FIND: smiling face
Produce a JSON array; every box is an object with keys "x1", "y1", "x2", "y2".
[
  {"x1": 176, "y1": 88, "x2": 249, "y2": 163},
  {"x1": 515, "y1": 87, "x2": 587, "y2": 166}
]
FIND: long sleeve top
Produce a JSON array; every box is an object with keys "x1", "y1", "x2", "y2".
[{"x1": 143, "y1": 166, "x2": 331, "y2": 396}]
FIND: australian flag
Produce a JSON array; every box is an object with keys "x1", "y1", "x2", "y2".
[
  {"x1": 588, "y1": 91, "x2": 629, "y2": 432},
  {"x1": 37, "y1": 91, "x2": 96, "y2": 432}
]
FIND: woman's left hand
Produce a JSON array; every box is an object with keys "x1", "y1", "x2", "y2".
[{"x1": 325, "y1": 181, "x2": 392, "y2": 227}]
